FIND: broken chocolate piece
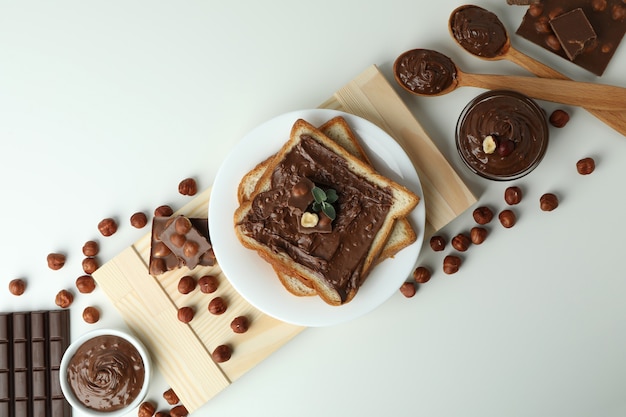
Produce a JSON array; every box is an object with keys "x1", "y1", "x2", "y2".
[
  {"x1": 550, "y1": 8, "x2": 597, "y2": 60},
  {"x1": 159, "y1": 215, "x2": 212, "y2": 270}
]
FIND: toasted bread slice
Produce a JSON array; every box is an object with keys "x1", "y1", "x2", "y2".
[{"x1": 234, "y1": 119, "x2": 420, "y2": 305}]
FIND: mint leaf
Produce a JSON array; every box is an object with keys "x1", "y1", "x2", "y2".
[
  {"x1": 321, "y1": 202, "x2": 336, "y2": 220},
  {"x1": 325, "y1": 189, "x2": 338, "y2": 203},
  {"x1": 312, "y1": 186, "x2": 326, "y2": 204}
]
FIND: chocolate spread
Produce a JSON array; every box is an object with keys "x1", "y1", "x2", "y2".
[
  {"x1": 456, "y1": 90, "x2": 549, "y2": 181},
  {"x1": 394, "y1": 49, "x2": 457, "y2": 95},
  {"x1": 67, "y1": 335, "x2": 145, "y2": 412},
  {"x1": 450, "y1": 5, "x2": 508, "y2": 58},
  {"x1": 239, "y1": 134, "x2": 393, "y2": 302}
]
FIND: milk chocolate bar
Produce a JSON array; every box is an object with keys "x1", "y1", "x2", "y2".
[
  {"x1": 0, "y1": 310, "x2": 72, "y2": 417},
  {"x1": 516, "y1": 0, "x2": 626, "y2": 76},
  {"x1": 550, "y1": 8, "x2": 597, "y2": 60}
]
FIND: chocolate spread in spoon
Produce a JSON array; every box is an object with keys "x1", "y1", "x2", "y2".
[
  {"x1": 394, "y1": 49, "x2": 457, "y2": 95},
  {"x1": 450, "y1": 5, "x2": 508, "y2": 58}
]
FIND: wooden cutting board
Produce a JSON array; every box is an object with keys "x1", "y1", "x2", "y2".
[{"x1": 92, "y1": 64, "x2": 476, "y2": 413}]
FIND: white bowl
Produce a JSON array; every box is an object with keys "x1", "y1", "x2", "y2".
[{"x1": 59, "y1": 328, "x2": 151, "y2": 416}]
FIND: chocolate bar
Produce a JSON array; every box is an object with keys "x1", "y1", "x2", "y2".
[
  {"x1": 550, "y1": 8, "x2": 597, "y2": 60},
  {"x1": 516, "y1": 0, "x2": 626, "y2": 76},
  {"x1": 0, "y1": 310, "x2": 72, "y2": 417}
]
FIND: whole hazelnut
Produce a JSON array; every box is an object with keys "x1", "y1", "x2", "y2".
[
  {"x1": 504, "y1": 186, "x2": 523, "y2": 205},
  {"x1": 170, "y1": 405, "x2": 189, "y2": 417},
  {"x1": 47, "y1": 253, "x2": 66, "y2": 270},
  {"x1": 576, "y1": 157, "x2": 595, "y2": 175},
  {"x1": 177, "y1": 306, "x2": 194, "y2": 323},
  {"x1": 76, "y1": 275, "x2": 96, "y2": 293},
  {"x1": 177, "y1": 276, "x2": 196, "y2": 294},
  {"x1": 138, "y1": 401, "x2": 156, "y2": 417},
  {"x1": 545, "y1": 35, "x2": 561, "y2": 51},
  {"x1": 549, "y1": 109, "x2": 570, "y2": 128},
  {"x1": 472, "y1": 206, "x2": 494, "y2": 225},
  {"x1": 175, "y1": 216, "x2": 192, "y2": 234},
  {"x1": 8, "y1": 279, "x2": 26, "y2": 296},
  {"x1": 130, "y1": 212, "x2": 148, "y2": 228},
  {"x1": 230, "y1": 316, "x2": 250, "y2": 334},
  {"x1": 429, "y1": 235, "x2": 446, "y2": 252},
  {"x1": 155, "y1": 413, "x2": 169, "y2": 417},
  {"x1": 82, "y1": 257, "x2": 99, "y2": 274},
  {"x1": 592, "y1": 0, "x2": 607, "y2": 11},
  {"x1": 612, "y1": 4, "x2": 626, "y2": 21},
  {"x1": 154, "y1": 205, "x2": 174, "y2": 217},
  {"x1": 497, "y1": 139, "x2": 515, "y2": 157},
  {"x1": 540, "y1": 193, "x2": 559, "y2": 211},
  {"x1": 163, "y1": 388, "x2": 180, "y2": 405},
  {"x1": 98, "y1": 218, "x2": 118, "y2": 237},
  {"x1": 178, "y1": 177, "x2": 198, "y2": 196},
  {"x1": 601, "y1": 42, "x2": 614, "y2": 53},
  {"x1": 55, "y1": 290, "x2": 74, "y2": 308},
  {"x1": 211, "y1": 344, "x2": 232, "y2": 363},
  {"x1": 82, "y1": 306, "x2": 100, "y2": 324},
  {"x1": 182, "y1": 241, "x2": 199, "y2": 258},
  {"x1": 534, "y1": 16, "x2": 551, "y2": 34},
  {"x1": 208, "y1": 297, "x2": 227, "y2": 315},
  {"x1": 470, "y1": 227, "x2": 488, "y2": 245},
  {"x1": 82, "y1": 240, "x2": 99, "y2": 257},
  {"x1": 528, "y1": 3, "x2": 543, "y2": 16},
  {"x1": 451, "y1": 233, "x2": 471, "y2": 252},
  {"x1": 399, "y1": 282, "x2": 417, "y2": 298},
  {"x1": 412, "y1": 266, "x2": 431, "y2": 284},
  {"x1": 498, "y1": 209, "x2": 517, "y2": 228},
  {"x1": 443, "y1": 255, "x2": 462, "y2": 275},
  {"x1": 198, "y1": 275, "x2": 219, "y2": 293}
]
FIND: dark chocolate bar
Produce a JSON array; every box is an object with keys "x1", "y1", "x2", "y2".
[
  {"x1": 0, "y1": 310, "x2": 72, "y2": 417},
  {"x1": 550, "y1": 8, "x2": 597, "y2": 60}
]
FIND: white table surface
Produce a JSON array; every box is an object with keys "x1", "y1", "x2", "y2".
[{"x1": 1, "y1": 1, "x2": 625, "y2": 416}]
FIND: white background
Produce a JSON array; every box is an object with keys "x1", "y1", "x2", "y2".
[{"x1": 1, "y1": 1, "x2": 625, "y2": 416}]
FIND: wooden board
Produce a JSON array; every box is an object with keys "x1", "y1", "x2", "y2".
[{"x1": 92, "y1": 65, "x2": 476, "y2": 413}]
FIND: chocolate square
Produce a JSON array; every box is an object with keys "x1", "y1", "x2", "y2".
[{"x1": 550, "y1": 8, "x2": 597, "y2": 60}]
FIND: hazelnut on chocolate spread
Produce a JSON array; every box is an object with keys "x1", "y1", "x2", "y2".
[
  {"x1": 456, "y1": 90, "x2": 549, "y2": 181},
  {"x1": 238, "y1": 134, "x2": 393, "y2": 302},
  {"x1": 67, "y1": 335, "x2": 145, "y2": 412},
  {"x1": 450, "y1": 5, "x2": 508, "y2": 58},
  {"x1": 394, "y1": 49, "x2": 457, "y2": 95}
]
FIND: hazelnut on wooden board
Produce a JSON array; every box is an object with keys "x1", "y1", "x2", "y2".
[
  {"x1": 55, "y1": 290, "x2": 74, "y2": 308},
  {"x1": 76, "y1": 275, "x2": 96, "y2": 293},
  {"x1": 399, "y1": 282, "x2": 417, "y2": 298},
  {"x1": 504, "y1": 186, "x2": 523, "y2": 205},
  {"x1": 198, "y1": 275, "x2": 219, "y2": 293},
  {"x1": 230, "y1": 316, "x2": 250, "y2": 334},
  {"x1": 82, "y1": 257, "x2": 99, "y2": 274},
  {"x1": 82, "y1": 306, "x2": 100, "y2": 324},
  {"x1": 540, "y1": 193, "x2": 559, "y2": 211},
  {"x1": 443, "y1": 255, "x2": 462, "y2": 275},
  {"x1": 211, "y1": 345, "x2": 232, "y2": 363},
  {"x1": 163, "y1": 388, "x2": 180, "y2": 405},
  {"x1": 413, "y1": 266, "x2": 431, "y2": 284},
  {"x1": 576, "y1": 157, "x2": 595, "y2": 175},
  {"x1": 208, "y1": 297, "x2": 227, "y2": 315},
  {"x1": 451, "y1": 233, "x2": 471, "y2": 252},
  {"x1": 130, "y1": 212, "x2": 148, "y2": 228},
  {"x1": 177, "y1": 307, "x2": 194, "y2": 323},
  {"x1": 472, "y1": 206, "x2": 494, "y2": 225},
  {"x1": 429, "y1": 235, "x2": 446, "y2": 251},
  {"x1": 8, "y1": 279, "x2": 26, "y2": 296},
  {"x1": 499, "y1": 210, "x2": 517, "y2": 228},
  {"x1": 98, "y1": 218, "x2": 118, "y2": 237},
  {"x1": 177, "y1": 276, "x2": 196, "y2": 294},
  {"x1": 82, "y1": 240, "x2": 99, "y2": 256},
  {"x1": 178, "y1": 177, "x2": 198, "y2": 196},
  {"x1": 47, "y1": 253, "x2": 66, "y2": 270}
]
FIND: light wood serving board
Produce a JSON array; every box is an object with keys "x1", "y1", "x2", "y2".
[{"x1": 92, "y1": 65, "x2": 476, "y2": 413}]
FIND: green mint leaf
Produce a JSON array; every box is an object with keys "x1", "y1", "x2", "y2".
[
  {"x1": 312, "y1": 186, "x2": 326, "y2": 204},
  {"x1": 321, "y1": 202, "x2": 336, "y2": 220},
  {"x1": 312, "y1": 202, "x2": 322, "y2": 212},
  {"x1": 325, "y1": 189, "x2": 338, "y2": 203}
]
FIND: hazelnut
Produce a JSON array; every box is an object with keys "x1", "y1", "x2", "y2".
[
  {"x1": 154, "y1": 205, "x2": 174, "y2": 217},
  {"x1": 497, "y1": 139, "x2": 515, "y2": 157},
  {"x1": 528, "y1": 3, "x2": 543, "y2": 16},
  {"x1": 178, "y1": 177, "x2": 198, "y2": 196},
  {"x1": 504, "y1": 186, "x2": 523, "y2": 205},
  {"x1": 230, "y1": 316, "x2": 250, "y2": 334},
  {"x1": 549, "y1": 109, "x2": 570, "y2": 128},
  {"x1": 498, "y1": 209, "x2": 517, "y2": 228},
  {"x1": 534, "y1": 16, "x2": 551, "y2": 34},
  {"x1": 82, "y1": 306, "x2": 100, "y2": 324},
  {"x1": 8, "y1": 279, "x2": 26, "y2": 296},
  {"x1": 55, "y1": 290, "x2": 73, "y2": 308},
  {"x1": 138, "y1": 401, "x2": 156, "y2": 417},
  {"x1": 208, "y1": 296, "x2": 227, "y2": 315},
  {"x1": 175, "y1": 217, "x2": 192, "y2": 234},
  {"x1": 130, "y1": 212, "x2": 148, "y2": 228},
  {"x1": 592, "y1": 0, "x2": 607, "y2": 11},
  {"x1": 82, "y1": 240, "x2": 99, "y2": 256},
  {"x1": 545, "y1": 35, "x2": 561, "y2": 51},
  {"x1": 576, "y1": 157, "x2": 595, "y2": 175},
  {"x1": 412, "y1": 266, "x2": 431, "y2": 284},
  {"x1": 163, "y1": 388, "x2": 180, "y2": 405},
  {"x1": 399, "y1": 282, "x2": 417, "y2": 298},
  {"x1": 451, "y1": 233, "x2": 471, "y2": 252},
  {"x1": 177, "y1": 306, "x2": 194, "y2": 323},
  {"x1": 547, "y1": 7, "x2": 563, "y2": 20},
  {"x1": 98, "y1": 218, "x2": 118, "y2": 237},
  {"x1": 153, "y1": 241, "x2": 172, "y2": 258},
  {"x1": 82, "y1": 257, "x2": 99, "y2": 274},
  {"x1": 198, "y1": 275, "x2": 219, "y2": 293},
  {"x1": 540, "y1": 193, "x2": 559, "y2": 211},
  {"x1": 76, "y1": 275, "x2": 96, "y2": 293},
  {"x1": 612, "y1": 4, "x2": 626, "y2": 21},
  {"x1": 149, "y1": 258, "x2": 166, "y2": 276},
  {"x1": 429, "y1": 235, "x2": 446, "y2": 252},
  {"x1": 170, "y1": 405, "x2": 189, "y2": 417},
  {"x1": 177, "y1": 276, "x2": 196, "y2": 294},
  {"x1": 601, "y1": 42, "x2": 614, "y2": 53},
  {"x1": 470, "y1": 227, "x2": 488, "y2": 245},
  {"x1": 47, "y1": 253, "x2": 66, "y2": 270},
  {"x1": 443, "y1": 255, "x2": 462, "y2": 275},
  {"x1": 472, "y1": 206, "x2": 494, "y2": 225},
  {"x1": 155, "y1": 413, "x2": 169, "y2": 417},
  {"x1": 182, "y1": 241, "x2": 199, "y2": 257},
  {"x1": 211, "y1": 344, "x2": 232, "y2": 363},
  {"x1": 170, "y1": 233, "x2": 186, "y2": 248}
]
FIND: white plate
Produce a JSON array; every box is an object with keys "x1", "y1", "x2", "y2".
[{"x1": 209, "y1": 109, "x2": 425, "y2": 327}]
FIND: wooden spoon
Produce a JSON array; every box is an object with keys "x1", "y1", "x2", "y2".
[
  {"x1": 393, "y1": 48, "x2": 626, "y2": 110},
  {"x1": 448, "y1": 4, "x2": 626, "y2": 136}
]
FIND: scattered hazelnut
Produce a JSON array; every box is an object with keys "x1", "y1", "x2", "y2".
[
  {"x1": 170, "y1": 405, "x2": 189, "y2": 417},
  {"x1": 163, "y1": 388, "x2": 180, "y2": 405},
  {"x1": 177, "y1": 276, "x2": 196, "y2": 294},
  {"x1": 540, "y1": 193, "x2": 559, "y2": 211},
  {"x1": 76, "y1": 275, "x2": 96, "y2": 293},
  {"x1": 497, "y1": 139, "x2": 515, "y2": 157},
  {"x1": 470, "y1": 227, "x2": 488, "y2": 245},
  {"x1": 399, "y1": 282, "x2": 417, "y2": 298},
  {"x1": 230, "y1": 316, "x2": 250, "y2": 334},
  {"x1": 82, "y1": 306, "x2": 100, "y2": 324},
  {"x1": 47, "y1": 253, "x2": 66, "y2": 270},
  {"x1": 177, "y1": 306, "x2": 194, "y2": 323},
  {"x1": 549, "y1": 109, "x2": 570, "y2": 128},
  {"x1": 482, "y1": 135, "x2": 497, "y2": 154},
  {"x1": 208, "y1": 296, "x2": 227, "y2": 315},
  {"x1": 55, "y1": 290, "x2": 74, "y2": 308},
  {"x1": 412, "y1": 266, "x2": 431, "y2": 284},
  {"x1": 138, "y1": 401, "x2": 156, "y2": 417},
  {"x1": 198, "y1": 275, "x2": 219, "y2": 293},
  {"x1": 472, "y1": 206, "x2": 494, "y2": 225},
  {"x1": 178, "y1": 177, "x2": 198, "y2": 196},
  {"x1": 82, "y1": 257, "x2": 99, "y2": 274},
  {"x1": 154, "y1": 205, "x2": 174, "y2": 217},
  {"x1": 504, "y1": 186, "x2": 523, "y2": 205},
  {"x1": 82, "y1": 240, "x2": 99, "y2": 256},
  {"x1": 130, "y1": 212, "x2": 148, "y2": 228},
  {"x1": 498, "y1": 209, "x2": 517, "y2": 228},
  {"x1": 576, "y1": 157, "x2": 595, "y2": 175},
  {"x1": 429, "y1": 235, "x2": 446, "y2": 252},
  {"x1": 443, "y1": 255, "x2": 462, "y2": 275},
  {"x1": 98, "y1": 218, "x2": 118, "y2": 237},
  {"x1": 451, "y1": 233, "x2": 471, "y2": 252},
  {"x1": 8, "y1": 279, "x2": 26, "y2": 296},
  {"x1": 211, "y1": 344, "x2": 232, "y2": 363}
]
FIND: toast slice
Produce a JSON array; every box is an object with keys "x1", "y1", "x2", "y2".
[{"x1": 234, "y1": 118, "x2": 420, "y2": 305}]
